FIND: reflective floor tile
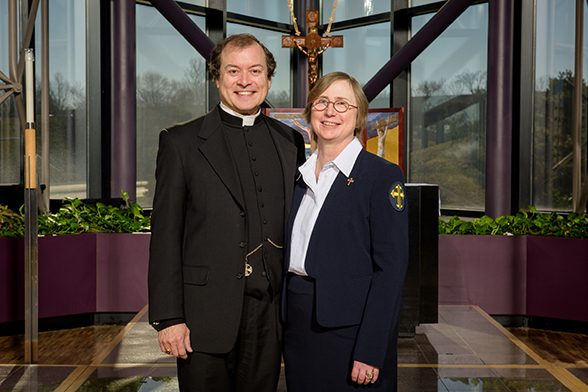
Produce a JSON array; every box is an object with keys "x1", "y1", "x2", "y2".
[
  {"x1": 77, "y1": 366, "x2": 177, "y2": 392},
  {"x1": 398, "y1": 367, "x2": 444, "y2": 391},
  {"x1": 0, "y1": 366, "x2": 77, "y2": 392}
]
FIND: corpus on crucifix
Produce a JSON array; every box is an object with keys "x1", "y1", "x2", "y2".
[{"x1": 282, "y1": 3, "x2": 343, "y2": 91}]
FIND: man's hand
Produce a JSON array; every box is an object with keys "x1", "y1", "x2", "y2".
[
  {"x1": 158, "y1": 323, "x2": 193, "y2": 359},
  {"x1": 351, "y1": 360, "x2": 379, "y2": 384}
]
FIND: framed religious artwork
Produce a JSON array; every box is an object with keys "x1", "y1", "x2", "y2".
[
  {"x1": 264, "y1": 107, "x2": 405, "y2": 170},
  {"x1": 263, "y1": 108, "x2": 313, "y2": 158},
  {"x1": 363, "y1": 108, "x2": 405, "y2": 170}
]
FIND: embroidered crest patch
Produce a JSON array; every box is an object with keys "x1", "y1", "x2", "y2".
[{"x1": 389, "y1": 182, "x2": 405, "y2": 212}]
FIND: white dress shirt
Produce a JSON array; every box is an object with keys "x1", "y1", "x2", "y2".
[{"x1": 288, "y1": 137, "x2": 363, "y2": 276}]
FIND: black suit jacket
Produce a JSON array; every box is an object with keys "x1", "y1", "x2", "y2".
[{"x1": 149, "y1": 105, "x2": 305, "y2": 354}]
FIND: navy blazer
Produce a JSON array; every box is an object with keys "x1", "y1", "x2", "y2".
[{"x1": 283, "y1": 149, "x2": 409, "y2": 368}]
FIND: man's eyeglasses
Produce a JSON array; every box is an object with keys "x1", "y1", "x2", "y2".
[{"x1": 311, "y1": 99, "x2": 358, "y2": 113}]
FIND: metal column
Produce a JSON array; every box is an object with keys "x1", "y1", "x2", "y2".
[
  {"x1": 111, "y1": 0, "x2": 137, "y2": 201},
  {"x1": 485, "y1": 0, "x2": 514, "y2": 219}
]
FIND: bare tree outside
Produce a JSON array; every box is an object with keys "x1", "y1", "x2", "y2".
[
  {"x1": 410, "y1": 70, "x2": 487, "y2": 209},
  {"x1": 534, "y1": 70, "x2": 588, "y2": 210},
  {"x1": 136, "y1": 57, "x2": 207, "y2": 206}
]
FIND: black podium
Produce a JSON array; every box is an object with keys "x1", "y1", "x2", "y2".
[{"x1": 399, "y1": 184, "x2": 439, "y2": 337}]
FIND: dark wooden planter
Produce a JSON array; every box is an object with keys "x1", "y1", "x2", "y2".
[
  {"x1": 439, "y1": 234, "x2": 588, "y2": 323},
  {"x1": 0, "y1": 233, "x2": 150, "y2": 324}
]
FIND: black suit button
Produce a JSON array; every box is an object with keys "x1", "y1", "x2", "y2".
[
  {"x1": 254, "y1": 172, "x2": 259, "y2": 176},
  {"x1": 261, "y1": 271, "x2": 267, "y2": 277},
  {"x1": 263, "y1": 219, "x2": 268, "y2": 224},
  {"x1": 260, "y1": 203, "x2": 264, "y2": 208},
  {"x1": 240, "y1": 212, "x2": 246, "y2": 217},
  {"x1": 258, "y1": 187, "x2": 262, "y2": 192},
  {"x1": 248, "y1": 142, "x2": 253, "y2": 146},
  {"x1": 239, "y1": 242, "x2": 246, "y2": 248},
  {"x1": 252, "y1": 156, "x2": 257, "y2": 161},
  {"x1": 237, "y1": 272, "x2": 244, "y2": 279},
  {"x1": 264, "y1": 253, "x2": 269, "y2": 259}
]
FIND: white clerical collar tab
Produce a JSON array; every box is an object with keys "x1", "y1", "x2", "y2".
[{"x1": 220, "y1": 102, "x2": 260, "y2": 126}]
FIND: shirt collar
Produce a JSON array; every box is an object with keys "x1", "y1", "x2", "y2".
[
  {"x1": 297, "y1": 137, "x2": 362, "y2": 181},
  {"x1": 220, "y1": 102, "x2": 260, "y2": 127},
  {"x1": 330, "y1": 137, "x2": 363, "y2": 177}
]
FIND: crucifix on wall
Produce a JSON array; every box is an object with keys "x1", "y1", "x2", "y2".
[{"x1": 282, "y1": 3, "x2": 343, "y2": 91}]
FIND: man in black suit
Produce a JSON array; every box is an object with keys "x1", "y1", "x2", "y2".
[{"x1": 148, "y1": 34, "x2": 305, "y2": 392}]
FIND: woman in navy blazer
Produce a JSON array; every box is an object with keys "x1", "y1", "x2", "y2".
[{"x1": 283, "y1": 72, "x2": 408, "y2": 391}]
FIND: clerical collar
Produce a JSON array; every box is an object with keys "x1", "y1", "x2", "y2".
[{"x1": 220, "y1": 102, "x2": 260, "y2": 127}]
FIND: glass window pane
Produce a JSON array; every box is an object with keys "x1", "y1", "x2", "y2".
[
  {"x1": 227, "y1": 0, "x2": 291, "y2": 24},
  {"x1": 533, "y1": 1, "x2": 588, "y2": 211},
  {"x1": 0, "y1": 0, "x2": 20, "y2": 185},
  {"x1": 411, "y1": 0, "x2": 440, "y2": 7},
  {"x1": 178, "y1": 0, "x2": 205, "y2": 6},
  {"x1": 322, "y1": 23, "x2": 391, "y2": 108},
  {"x1": 136, "y1": 6, "x2": 207, "y2": 208},
  {"x1": 322, "y1": 0, "x2": 390, "y2": 24},
  {"x1": 410, "y1": 4, "x2": 488, "y2": 211},
  {"x1": 227, "y1": 23, "x2": 292, "y2": 108},
  {"x1": 47, "y1": 0, "x2": 87, "y2": 200}
]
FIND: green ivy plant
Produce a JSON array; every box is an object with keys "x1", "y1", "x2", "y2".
[
  {"x1": 0, "y1": 191, "x2": 150, "y2": 238},
  {"x1": 439, "y1": 206, "x2": 588, "y2": 238},
  {"x1": 0, "y1": 203, "x2": 25, "y2": 237}
]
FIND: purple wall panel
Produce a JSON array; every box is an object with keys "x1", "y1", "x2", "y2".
[
  {"x1": 1, "y1": 233, "x2": 150, "y2": 323},
  {"x1": 95, "y1": 233, "x2": 150, "y2": 312},
  {"x1": 526, "y1": 236, "x2": 588, "y2": 322},
  {"x1": 38, "y1": 234, "x2": 97, "y2": 318},
  {"x1": 4, "y1": 232, "x2": 586, "y2": 324},
  {"x1": 0, "y1": 237, "x2": 23, "y2": 323},
  {"x1": 439, "y1": 235, "x2": 527, "y2": 315},
  {"x1": 0, "y1": 235, "x2": 97, "y2": 323}
]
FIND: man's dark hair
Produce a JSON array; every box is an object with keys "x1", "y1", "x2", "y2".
[{"x1": 208, "y1": 33, "x2": 276, "y2": 80}]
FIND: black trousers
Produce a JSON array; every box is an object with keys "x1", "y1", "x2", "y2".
[
  {"x1": 284, "y1": 274, "x2": 399, "y2": 392},
  {"x1": 177, "y1": 292, "x2": 282, "y2": 392}
]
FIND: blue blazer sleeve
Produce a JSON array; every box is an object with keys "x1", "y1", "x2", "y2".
[{"x1": 352, "y1": 162, "x2": 408, "y2": 368}]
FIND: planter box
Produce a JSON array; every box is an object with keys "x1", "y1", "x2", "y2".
[
  {"x1": 439, "y1": 234, "x2": 588, "y2": 323},
  {"x1": 526, "y1": 236, "x2": 588, "y2": 322},
  {"x1": 0, "y1": 233, "x2": 150, "y2": 324}
]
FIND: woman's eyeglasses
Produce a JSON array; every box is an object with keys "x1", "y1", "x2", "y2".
[{"x1": 311, "y1": 99, "x2": 358, "y2": 113}]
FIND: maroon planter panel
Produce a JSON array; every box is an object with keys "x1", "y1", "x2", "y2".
[
  {"x1": 526, "y1": 236, "x2": 588, "y2": 322},
  {"x1": 0, "y1": 235, "x2": 97, "y2": 323},
  {"x1": 0, "y1": 237, "x2": 23, "y2": 323},
  {"x1": 439, "y1": 235, "x2": 527, "y2": 315},
  {"x1": 96, "y1": 233, "x2": 150, "y2": 312},
  {"x1": 38, "y1": 234, "x2": 97, "y2": 318}
]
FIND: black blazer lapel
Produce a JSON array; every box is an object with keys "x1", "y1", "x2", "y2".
[{"x1": 198, "y1": 107, "x2": 245, "y2": 210}]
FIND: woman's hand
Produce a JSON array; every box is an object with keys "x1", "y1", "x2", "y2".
[{"x1": 351, "y1": 360, "x2": 380, "y2": 384}]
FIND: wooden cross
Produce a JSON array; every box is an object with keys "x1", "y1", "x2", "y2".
[
  {"x1": 370, "y1": 114, "x2": 398, "y2": 133},
  {"x1": 282, "y1": 10, "x2": 343, "y2": 91}
]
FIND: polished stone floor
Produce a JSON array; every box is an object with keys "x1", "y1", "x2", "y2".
[{"x1": 1, "y1": 305, "x2": 588, "y2": 391}]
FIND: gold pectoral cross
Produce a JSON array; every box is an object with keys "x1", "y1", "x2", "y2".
[{"x1": 347, "y1": 178, "x2": 354, "y2": 186}]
